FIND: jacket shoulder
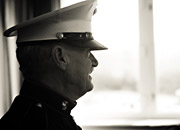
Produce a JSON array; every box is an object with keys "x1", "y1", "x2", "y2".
[{"x1": 0, "y1": 95, "x2": 47, "y2": 130}]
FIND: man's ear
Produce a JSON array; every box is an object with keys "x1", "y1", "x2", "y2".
[{"x1": 52, "y1": 45, "x2": 68, "y2": 70}]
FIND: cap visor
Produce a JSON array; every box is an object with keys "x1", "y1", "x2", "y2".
[{"x1": 83, "y1": 40, "x2": 108, "y2": 50}]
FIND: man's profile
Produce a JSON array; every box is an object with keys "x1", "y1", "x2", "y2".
[{"x1": 0, "y1": 0, "x2": 107, "y2": 129}]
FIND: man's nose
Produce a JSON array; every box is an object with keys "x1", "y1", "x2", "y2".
[{"x1": 90, "y1": 53, "x2": 98, "y2": 67}]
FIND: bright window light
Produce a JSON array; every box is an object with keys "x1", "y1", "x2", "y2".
[
  {"x1": 153, "y1": 0, "x2": 180, "y2": 113},
  {"x1": 71, "y1": 0, "x2": 140, "y2": 125},
  {"x1": 62, "y1": 0, "x2": 180, "y2": 126}
]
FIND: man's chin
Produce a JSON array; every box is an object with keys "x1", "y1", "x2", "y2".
[
  {"x1": 87, "y1": 86, "x2": 93, "y2": 92},
  {"x1": 78, "y1": 86, "x2": 93, "y2": 100},
  {"x1": 82, "y1": 83, "x2": 94, "y2": 95}
]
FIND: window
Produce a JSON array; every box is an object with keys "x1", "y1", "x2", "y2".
[
  {"x1": 154, "y1": 0, "x2": 180, "y2": 115},
  {"x1": 60, "y1": 0, "x2": 180, "y2": 126},
  {"x1": 71, "y1": 0, "x2": 140, "y2": 125}
]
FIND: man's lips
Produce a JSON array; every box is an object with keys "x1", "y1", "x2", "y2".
[
  {"x1": 89, "y1": 68, "x2": 94, "y2": 74},
  {"x1": 89, "y1": 75, "x2": 92, "y2": 80},
  {"x1": 89, "y1": 68, "x2": 94, "y2": 80}
]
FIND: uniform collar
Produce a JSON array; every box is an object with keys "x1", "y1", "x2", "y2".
[{"x1": 20, "y1": 79, "x2": 77, "y2": 115}]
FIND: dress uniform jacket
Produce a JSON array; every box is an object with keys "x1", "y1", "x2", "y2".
[{"x1": 0, "y1": 79, "x2": 82, "y2": 130}]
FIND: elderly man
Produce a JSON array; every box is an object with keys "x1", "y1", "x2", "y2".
[{"x1": 0, "y1": 0, "x2": 107, "y2": 130}]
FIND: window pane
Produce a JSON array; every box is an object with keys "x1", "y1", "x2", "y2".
[
  {"x1": 72, "y1": 0, "x2": 139, "y2": 125},
  {"x1": 154, "y1": 0, "x2": 180, "y2": 114}
]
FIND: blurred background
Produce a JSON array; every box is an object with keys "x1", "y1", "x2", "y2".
[{"x1": 1, "y1": 0, "x2": 180, "y2": 129}]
